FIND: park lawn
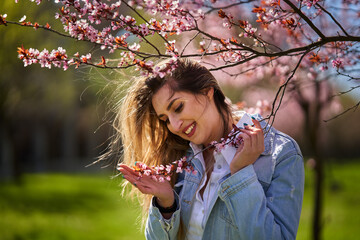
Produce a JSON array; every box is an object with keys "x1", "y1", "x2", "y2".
[
  {"x1": 0, "y1": 161, "x2": 360, "y2": 240},
  {"x1": 0, "y1": 173, "x2": 145, "y2": 240},
  {"x1": 297, "y1": 161, "x2": 360, "y2": 240}
]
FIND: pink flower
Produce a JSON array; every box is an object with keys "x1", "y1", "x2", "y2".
[
  {"x1": 332, "y1": 58, "x2": 342, "y2": 69},
  {"x1": 166, "y1": 164, "x2": 172, "y2": 173}
]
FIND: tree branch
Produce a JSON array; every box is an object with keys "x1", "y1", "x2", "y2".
[
  {"x1": 265, "y1": 50, "x2": 310, "y2": 130},
  {"x1": 315, "y1": 3, "x2": 350, "y2": 37},
  {"x1": 283, "y1": 0, "x2": 326, "y2": 39},
  {"x1": 324, "y1": 101, "x2": 360, "y2": 122}
]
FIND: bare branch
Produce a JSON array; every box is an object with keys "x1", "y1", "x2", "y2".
[
  {"x1": 324, "y1": 101, "x2": 360, "y2": 122},
  {"x1": 180, "y1": 32, "x2": 200, "y2": 57},
  {"x1": 334, "y1": 85, "x2": 360, "y2": 97},
  {"x1": 315, "y1": 3, "x2": 350, "y2": 37},
  {"x1": 283, "y1": 0, "x2": 326, "y2": 39},
  {"x1": 265, "y1": 50, "x2": 310, "y2": 129}
]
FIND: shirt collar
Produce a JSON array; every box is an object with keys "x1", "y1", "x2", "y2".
[{"x1": 189, "y1": 142, "x2": 203, "y2": 156}]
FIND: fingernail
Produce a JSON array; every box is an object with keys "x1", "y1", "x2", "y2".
[
  {"x1": 122, "y1": 175, "x2": 125, "y2": 179},
  {"x1": 244, "y1": 123, "x2": 248, "y2": 126},
  {"x1": 251, "y1": 116, "x2": 255, "y2": 120},
  {"x1": 134, "y1": 161, "x2": 137, "y2": 166}
]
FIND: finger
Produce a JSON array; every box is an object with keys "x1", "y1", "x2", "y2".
[
  {"x1": 117, "y1": 166, "x2": 134, "y2": 178},
  {"x1": 239, "y1": 130, "x2": 252, "y2": 149},
  {"x1": 251, "y1": 122, "x2": 264, "y2": 150},
  {"x1": 251, "y1": 119, "x2": 262, "y2": 130},
  {"x1": 118, "y1": 164, "x2": 141, "y2": 177},
  {"x1": 245, "y1": 121, "x2": 264, "y2": 147},
  {"x1": 240, "y1": 126, "x2": 264, "y2": 151},
  {"x1": 239, "y1": 128, "x2": 255, "y2": 147}
]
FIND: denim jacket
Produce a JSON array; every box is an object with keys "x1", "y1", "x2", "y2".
[{"x1": 145, "y1": 114, "x2": 304, "y2": 240}]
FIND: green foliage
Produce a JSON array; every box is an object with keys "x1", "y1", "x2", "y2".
[{"x1": 1, "y1": 161, "x2": 360, "y2": 240}]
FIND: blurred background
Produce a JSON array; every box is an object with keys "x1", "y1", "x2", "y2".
[{"x1": 1, "y1": 1, "x2": 359, "y2": 240}]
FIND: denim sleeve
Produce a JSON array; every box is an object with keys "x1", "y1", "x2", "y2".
[
  {"x1": 145, "y1": 191, "x2": 181, "y2": 240},
  {"x1": 218, "y1": 153, "x2": 304, "y2": 240}
]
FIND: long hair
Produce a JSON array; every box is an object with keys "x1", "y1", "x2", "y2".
[{"x1": 107, "y1": 58, "x2": 232, "y2": 229}]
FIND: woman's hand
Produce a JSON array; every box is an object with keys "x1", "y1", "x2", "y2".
[
  {"x1": 118, "y1": 164, "x2": 175, "y2": 208},
  {"x1": 230, "y1": 119, "x2": 265, "y2": 175}
]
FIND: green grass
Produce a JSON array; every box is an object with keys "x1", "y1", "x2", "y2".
[
  {"x1": 1, "y1": 161, "x2": 360, "y2": 240},
  {"x1": 0, "y1": 174, "x2": 145, "y2": 240},
  {"x1": 297, "y1": 161, "x2": 360, "y2": 240}
]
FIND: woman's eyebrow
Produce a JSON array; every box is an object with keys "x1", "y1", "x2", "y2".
[
  {"x1": 158, "y1": 97, "x2": 180, "y2": 119},
  {"x1": 167, "y1": 97, "x2": 180, "y2": 111}
]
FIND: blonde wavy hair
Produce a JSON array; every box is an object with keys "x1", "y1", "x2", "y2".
[{"x1": 103, "y1": 59, "x2": 233, "y2": 229}]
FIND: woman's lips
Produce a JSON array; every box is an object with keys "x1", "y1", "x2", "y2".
[{"x1": 184, "y1": 122, "x2": 196, "y2": 137}]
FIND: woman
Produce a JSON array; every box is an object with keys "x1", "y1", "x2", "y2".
[{"x1": 117, "y1": 59, "x2": 304, "y2": 239}]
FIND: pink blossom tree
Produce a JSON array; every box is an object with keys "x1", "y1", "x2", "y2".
[{"x1": 1, "y1": 0, "x2": 359, "y2": 239}]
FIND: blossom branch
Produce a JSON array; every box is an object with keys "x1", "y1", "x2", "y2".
[{"x1": 117, "y1": 121, "x2": 251, "y2": 182}]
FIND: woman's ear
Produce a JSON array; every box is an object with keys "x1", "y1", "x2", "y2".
[{"x1": 205, "y1": 87, "x2": 214, "y2": 100}]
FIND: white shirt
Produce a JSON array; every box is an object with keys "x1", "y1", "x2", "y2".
[{"x1": 186, "y1": 113, "x2": 254, "y2": 239}]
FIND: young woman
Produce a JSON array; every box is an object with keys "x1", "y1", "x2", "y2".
[{"x1": 117, "y1": 59, "x2": 304, "y2": 239}]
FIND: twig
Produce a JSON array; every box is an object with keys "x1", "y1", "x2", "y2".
[
  {"x1": 324, "y1": 101, "x2": 360, "y2": 122},
  {"x1": 283, "y1": 0, "x2": 326, "y2": 39},
  {"x1": 180, "y1": 32, "x2": 200, "y2": 57},
  {"x1": 266, "y1": 49, "x2": 310, "y2": 129},
  {"x1": 315, "y1": 3, "x2": 350, "y2": 37}
]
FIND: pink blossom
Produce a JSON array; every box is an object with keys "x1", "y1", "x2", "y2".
[
  {"x1": 166, "y1": 164, "x2": 172, "y2": 173},
  {"x1": 332, "y1": 58, "x2": 343, "y2": 69}
]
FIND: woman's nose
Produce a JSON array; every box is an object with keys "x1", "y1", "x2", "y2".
[{"x1": 168, "y1": 115, "x2": 182, "y2": 132}]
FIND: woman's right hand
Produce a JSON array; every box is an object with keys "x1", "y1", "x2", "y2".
[{"x1": 118, "y1": 163, "x2": 175, "y2": 208}]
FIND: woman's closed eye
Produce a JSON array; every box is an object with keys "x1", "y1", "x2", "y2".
[
  {"x1": 162, "y1": 103, "x2": 183, "y2": 124},
  {"x1": 175, "y1": 102, "x2": 183, "y2": 113}
]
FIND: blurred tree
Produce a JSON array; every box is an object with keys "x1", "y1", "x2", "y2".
[{"x1": 0, "y1": 1, "x2": 110, "y2": 181}]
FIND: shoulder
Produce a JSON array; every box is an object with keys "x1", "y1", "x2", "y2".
[
  {"x1": 268, "y1": 126, "x2": 302, "y2": 161},
  {"x1": 250, "y1": 112, "x2": 302, "y2": 159},
  {"x1": 251, "y1": 113, "x2": 303, "y2": 189}
]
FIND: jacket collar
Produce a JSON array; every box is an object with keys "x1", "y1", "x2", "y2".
[{"x1": 259, "y1": 118, "x2": 275, "y2": 156}]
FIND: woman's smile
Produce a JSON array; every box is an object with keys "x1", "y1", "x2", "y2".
[{"x1": 183, "y1": 122, "x2": 196, "y2": 137}]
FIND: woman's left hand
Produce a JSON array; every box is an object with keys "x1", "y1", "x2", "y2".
[
  {"x1": 229, "y1": 119, "x2": 265, "y2": 175},
  {"x1": 118, "y1": 164, "x2": 175, "y2": 208}
]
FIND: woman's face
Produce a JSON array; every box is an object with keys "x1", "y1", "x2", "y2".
[{"x1": 151, "y1": 84, "x2": 223, "y2": 146}]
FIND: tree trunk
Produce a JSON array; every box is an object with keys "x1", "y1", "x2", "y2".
[
  {"x1": 313, "y1": 153, "x2": 323, "y2": 240},
  {"x1": 0, "y1": 125, "x2": 14, "y2": 181},
  {"x1": 308, "y1": 81, "x2": 323, "y2": 240},
  {"x1": 298, "y1": 80, "x2": 324, "y2": 240}
]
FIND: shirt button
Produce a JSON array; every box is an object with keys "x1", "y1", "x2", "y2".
[
  {"x1": 202, "y1": 210, "x2": 204, "y2": 214},
  {"x1": 217, "y1": 165, "x2": 222, "y2": 169}
]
